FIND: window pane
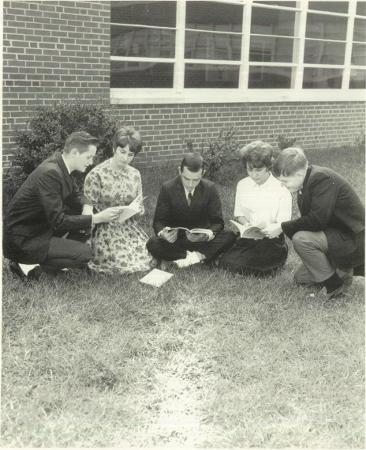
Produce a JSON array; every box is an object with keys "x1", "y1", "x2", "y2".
[
  {"x1": 111, "y1": 61, "x2": 174, "y2": 88},
  {"x1": 353, "y1": 18, "x2": 366, "y2": 42},
  {"x1": 185, "y1": 64, "x2": 239, "y2": 88},
  {"x1": 304, "y1": 39, "x2": 345, "y2": 64},
  {"x1": 253, "y1": 1, "x2": 296, "y2": 7},
  {"x1": 251, "y1": 7, "x2": 296, "y2": 36},
  {"x1": 308, "y1": 2, "x2": 349, "y2": 13},
  {"x1": 306, "y1": 14, "x2": 347, "y2": 40},
  {"x1": 250, "y1": 36, "x2": 294, "y2": 62},
  {"x1": 303, "y1": 68, "x2": 342, "y2": 88},
  {"x1": 356, "y1": 1, "x2": 366, "y2": 16},
  {"x1": 350, "y1": 69, "x2": 366, "y2": 88},
  {"x1": 248, "y1": 66, "x2": 292, "y2": 88},
  {"x1": 185, "y1": 31, "x2": 241, "y2": 60},
  {"x1": 111, "y1": 1, "x2": 176, "y2": 27},
  {"x1": 186, "y1": 1, "x2": 243, "y2": 32},
  {"x1": 111, "y1": 26, "x2": 175, "y2": 58},
  {"x1": 351, "y1": 43, "x2": 366, "y2": 65}
]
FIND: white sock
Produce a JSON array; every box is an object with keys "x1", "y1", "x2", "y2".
[
  {"x1": 18, "y1": 263, "x2": 39, "y2": 275},
  {"x1": 174, "y1": 251, "x2": 205, "y2": 268}
]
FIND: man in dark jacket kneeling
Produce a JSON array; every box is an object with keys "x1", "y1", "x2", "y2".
[{"x1": 266, "y1": 147, "x2": 364, "y2": 299}]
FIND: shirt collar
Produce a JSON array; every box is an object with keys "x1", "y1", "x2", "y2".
[
  {"x1": 184, "y1": 186, "x2": 196, "y2": 198},
  {"x1": 61, "y1": 154, "x2": 72, "y2": 174},
  {"x1": 249, "y1": 173, "x2": 275, "y2": 189}
]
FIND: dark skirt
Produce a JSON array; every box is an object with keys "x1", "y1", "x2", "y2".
[{"x1": 218, "y1": 234, "x2": 288, "y2": 276}]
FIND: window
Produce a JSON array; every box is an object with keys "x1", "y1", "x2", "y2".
[
  {"x1": 249, "y1": 2, "x2": 298, "y2": 88},
  {"x1": 350, "y1": 1, "x2": 366, "y2": 88},
  {"x1": 184, "y1": 1, "x2": 243, "y2": 88},
  {"x1": 111, "y1": 1, "x2": 176, "y2": 88},
  {"x1": 303, "y1": 2, "x2": 348, "y2": 88},
  {"x1": 110, "y1": 1, "x2": 365, "y2": 103}
]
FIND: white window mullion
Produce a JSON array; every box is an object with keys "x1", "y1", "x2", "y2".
[
  {"x1": 342, "y1": 1, "x2": 357, "y2": 89},
  {"x1": 239, "y1": 0, "x2": 252, "y2": 89},
  {"x1": 293, "y1": 0, "x2": 308, "y2": 89},
  {"x1": 174, "y1": 0, "x2": 186, "y2": 92}
]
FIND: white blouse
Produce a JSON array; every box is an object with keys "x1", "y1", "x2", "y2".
[{"x1": 234, "y1": 173, "x2": 292, "y2": 227}]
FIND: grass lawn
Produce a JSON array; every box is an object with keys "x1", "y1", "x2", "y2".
[{"x1": 2, "y1": 145, "x2": 365, "y2": 447}]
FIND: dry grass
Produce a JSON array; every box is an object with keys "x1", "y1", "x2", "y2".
[{"x1": 1, "y1": 145, "x2": 364, "y2": 447}]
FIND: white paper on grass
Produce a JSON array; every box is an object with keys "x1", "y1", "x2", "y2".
[{"x1": 139, "y1": 269, "x2": 174, "y2": 288}]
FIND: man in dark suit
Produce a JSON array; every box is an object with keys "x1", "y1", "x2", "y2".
[
  {"x1": 4, "y1": 131, "x2": 122, "y2": 280},
  {"x1": 147, "y1": 153, "x2": 236, "y2": 268},
  {"x1": 265, "y1": 147, "x2": 364, "y2": 299}
]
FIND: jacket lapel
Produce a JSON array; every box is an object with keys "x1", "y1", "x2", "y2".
[
  {"x1": 175, "y1": 176, "x2": 190, "y2": 209},
  {"x1": 298, "y1": 165, "x2": 312, "y2": 213},
  {"x1": 54, "y1": 152, "x2": 74, "y2": 193}
]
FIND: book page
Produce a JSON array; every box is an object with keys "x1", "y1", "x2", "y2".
[
  {"x1": 165, "y1": 226, "x2": 211, "y2": 236},
  {"x1": 116, "y1": 195, "x2": 144, "y2": 224},
  {"x1": 189, "y1": 228, "x2": 212, "y2": 236},
  {"x1": 139, "y1": 269, "x2": 174, "y2": 288},
  {"x1": 229, "y1": 220, "x2": 265, "y2": 240}
]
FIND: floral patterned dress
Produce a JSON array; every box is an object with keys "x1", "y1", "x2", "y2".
[{"x1": 84, "y1": 159, "x2": 155, "y2": 274}]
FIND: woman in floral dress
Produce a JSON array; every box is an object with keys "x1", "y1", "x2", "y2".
[{"x1": 83, "y1": 126, "x2": 155, "y2": 274}]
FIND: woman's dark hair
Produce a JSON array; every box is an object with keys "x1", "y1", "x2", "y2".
[
  {"x1": 239, "y1": 140, "x2": 273, "y2": 170},
  {"x1": 112, "y1": 126, "x2": 142, "y2": 155},
  {"x1": 180, "y1": 152, "x2": 204, "y2": 172}
]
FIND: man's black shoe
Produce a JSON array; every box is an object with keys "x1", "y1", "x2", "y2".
[
  {"x1": 27, "y1": 266, "x2": 42, "y2": 281},
  {"x1": 9, "y1": 261, "x2": 42, "y2": 281},
  {"x1": 9, "y1": 261, "x2": 27, "y2": 281}
]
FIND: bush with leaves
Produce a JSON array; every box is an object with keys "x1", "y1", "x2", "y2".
[
  {"x1": 186, "y1": 128, "x2": 240, "y2": 182},
  {"x1": 353, "y1": 126, "x2": 365, "y2": 151},
  {"x1": 3, "y1": 101, "x2": 118, "y2": 205},
  {"x1": 276, "y1": 134, "x2": 297, "y2": 151}
]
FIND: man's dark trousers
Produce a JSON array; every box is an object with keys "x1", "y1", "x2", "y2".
[{"x1": 147, "y1": 230, "x2": 236, "y2": 263}]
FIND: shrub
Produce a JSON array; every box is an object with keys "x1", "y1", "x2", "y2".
[
  {"x1": 186, "y1": 128, "x2": 240, "y2": 182},
  {"x1": 3, "y1": 101, "x2": 118, "y2": 205},
  {"x1": 276, "y1": 134, "x2": 297, "y2": 151},
  {"x1": 353, "y1": 126, "x2": 365, "y2": 151}
]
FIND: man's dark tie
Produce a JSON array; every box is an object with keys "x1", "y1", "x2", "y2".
[{"x1": 188, "y1": 192, "x2": 193, "y2": 206}]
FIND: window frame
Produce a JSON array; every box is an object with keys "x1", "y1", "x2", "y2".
[{"x1": 110, "y1": 0, "x2": 366, "y2": 104}]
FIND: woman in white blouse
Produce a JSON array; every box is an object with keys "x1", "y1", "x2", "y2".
[{"x1": 219, "y1": 141, "x2": 292, "y2": 276}]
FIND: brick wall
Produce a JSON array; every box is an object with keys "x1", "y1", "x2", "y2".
[
  {"x1": 108, "y1": 102, "x2": 366, "y2": 167},
  {"x1": 2, "y1": 0, "x2": 110, "y2": 166},
  {"x1": 2, "y1": 0, "x2": 365, "y2": 169}
]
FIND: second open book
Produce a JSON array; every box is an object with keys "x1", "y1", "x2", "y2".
[
  {"x1": 165, "y1": 226, "x2": 212, "y2": 237},
  {"x1": 229, "y1": 220, "x2": 266, "y2": 240}
]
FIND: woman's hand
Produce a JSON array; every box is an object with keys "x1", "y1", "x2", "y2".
[
  {"x1": 262, "y1": 223, "x2": 282, "y2": 239},
  {"x1": 93, "y1": 207, "x2": 122, "y2": 224}
]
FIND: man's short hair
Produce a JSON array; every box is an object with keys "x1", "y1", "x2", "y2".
[
  {"x1": 180, "y1": 153, "x2": 204, "y2": 172},
  {"x1": 272, "y1": 147, "x2": 308, "y2": 177},
  {"x1": 239, "y1": 140, "x2": 273, "y2": 170},
  {"x1": 112, "y1": 125, "x2": 142, "y2": 155},
  {"x1": 63, "y1": 131, "x2": 99, "y2": 154}
]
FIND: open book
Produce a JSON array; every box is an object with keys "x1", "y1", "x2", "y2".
[
  {"x1": 139, "y1": 268, "x2": 174, "y2": 288},
  {"x1": 230, "y1": 220, "x2": 266, "y2": 240},
  {"x1": 165, "y1": 226, "x2": 212, "y2": 237},
  {"x1": 116, "y1": 196, "x2": 144, "y2": 224}
]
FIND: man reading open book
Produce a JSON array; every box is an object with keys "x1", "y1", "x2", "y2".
[{"x1": 147, "y1": 153, "x2": 236, "y2": 268}]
